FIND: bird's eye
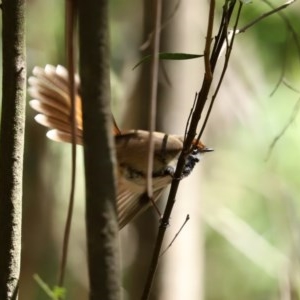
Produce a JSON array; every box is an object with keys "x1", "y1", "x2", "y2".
[{"x1": 192, "y1": 149, "x2": 199, "y2": 155}]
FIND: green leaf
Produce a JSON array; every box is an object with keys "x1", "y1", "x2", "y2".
[
  {"x1": 132, "y1": 52, "x2": 204, "y2": 70},
  {"x1": 53, "y1": 286, "x2": 66, "y2": 299},
  {"x1": 33, "y1": 274, "x2": 66, "y2": 300}
]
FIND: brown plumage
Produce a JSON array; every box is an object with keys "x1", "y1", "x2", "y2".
[{"x1": 28, "y1": 65, "x2": 211, "y2": 229}]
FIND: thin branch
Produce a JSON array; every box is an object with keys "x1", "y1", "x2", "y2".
[
  {"x1": 58, "y1": 0, "x2": 77, "y2": 289},
  {"x1": 184, "y1": 93, "x2": 198, "y2": 140},
  {"x1": 265, "y1": 97, "x2": 300, "y2": 161},
  {"x1": 198, "y1": 1, "x2": 243, "y2": 140},
  {"x1": 238, "y1": 0, "x2": 296, "y2": 34},
  {"x1": 262, "y1": 0, "x2": 300, "y2": 65},
  {"x1": 237, "y1": 0, "x2": 300, "y2": 69},
  {"x1": 204, "y1": 0, "x2": 215, "y2": 78},
  {"x1": 270, "y1": 34, "x2": 289, "y2": 97},
  {"x1": 146, "y1": 0, "x2": 162, "y2": 205},
  {"x1": 282, "y1": 79, "x2": 300, "y2": 93},
  {"x1": 247, "y1": 0, "x2": 300, "y2": 159},
  {"x1": 140, "y1": 0, "x2": 181, "y2": 51},
  {"x1": 159, "y1": 214, "x2": 190, "y2": 257},
  {"x1": 210, "y1": 0, "x2": 236, "y2": 73}
]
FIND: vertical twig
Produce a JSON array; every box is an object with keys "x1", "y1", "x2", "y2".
[
  {"x1": 146, "y1": 0, "x2": 162, "y2": 205},
  {"x1": 204, "y1": 0, "x2": 215, "y2": 79},
  {"x1": 57, "y1": 0, "x2": 77, "y2": 288},
  {"x1": 78, "y1": 0, "x2": 120, "y2": 299},
  {"x1": 210, "y1": 0, "x2": 236, "y2": 72},
  {"x1": 198, "y1": 1, "x2": 242, "y2": 140},
  {"x1": 0, "y1": 0, "x2": 26, "y2": 299}
]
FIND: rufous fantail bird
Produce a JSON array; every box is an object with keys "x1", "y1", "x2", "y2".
[{"x1": 28, "y1": 65, "x2": 212, "y2": 229}]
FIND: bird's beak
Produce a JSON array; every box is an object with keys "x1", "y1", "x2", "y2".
[{"x1": 201, "y1": 147, "x2": 214, "y2": 153}]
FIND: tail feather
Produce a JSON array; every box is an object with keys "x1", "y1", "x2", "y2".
[
  {"x1": 46, "y1": 129, "x2": 83, "y2": 145},
  {"x1": 28, "y1": 65, "x2": 83, "y2": 143}
]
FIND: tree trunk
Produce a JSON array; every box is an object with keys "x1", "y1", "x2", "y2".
[
  {"x1": 0, "y1": 0, "x2": 26, "y2": 299},
  {"x1": 78, "y1": 0, "x2": 121, "y2": 299}
]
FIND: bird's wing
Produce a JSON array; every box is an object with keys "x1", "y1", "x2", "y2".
[{"x1": 117, "y1": 177, "x2": 166, "y2": 229}]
